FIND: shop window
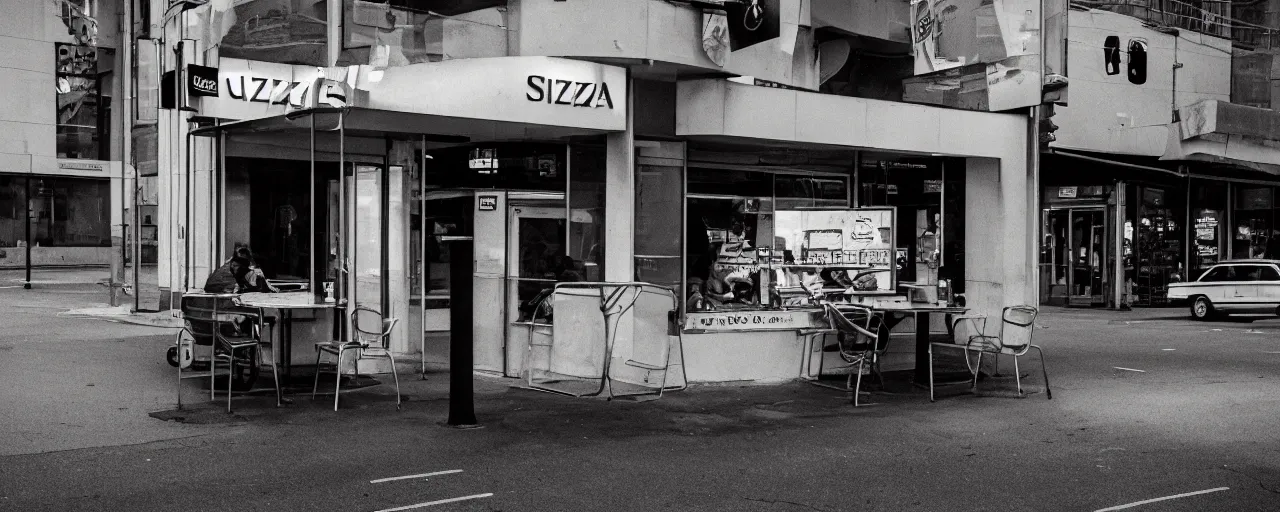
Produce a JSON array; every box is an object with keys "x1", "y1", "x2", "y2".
[
  {"x1": 569, "y1": 144, "x2": 606, "y2": 281},
  {"x1": 56, "y1": 44, "x2": 113, "y2": 160},
  {"x1": 684, "y1": 162, "x2": 853, "y2": 313},
  {"x1": 1233, "y1": 187, "x2": 1273, "y2": 260},
  {"x1": 857, "y1": 156, "x2": 962, "y2": 288},
  {"x1": 425, "y1": 143, "x2": 565, "y2": 192},
  {"x1": 1190, "y1": 180, "x2": 1227, "y2": 277},
  {"x1": 1128, "y1": 184, "x2": 1186, "y2": 306},
  {"x1": 1127, "y1": 39, "x2": 1148, "y2": 85},
  {"x1": 635, "y1": 153, "x2": 684, "y2": 300},
  {"x1": 0, "y1": 177, "x2": 26, "y2": 248},
  {"x1": 25, "y1": 178, "x2": 111, "y2": 247}
]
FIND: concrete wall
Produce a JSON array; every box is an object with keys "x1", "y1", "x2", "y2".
[
  {"x1": 1053, "y1": 8, "x2": 1232, "y2": 156},
  {"x1": 0, "y1": 246, "x2": 114, "y2": 269}
]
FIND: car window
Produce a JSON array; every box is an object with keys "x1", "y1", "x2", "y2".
[
  {"x1": 1258, "y1": 265, "x2": 1280, "y2": 281},
  {"x1": 1238, "y1": 266, "x2": 1266, "y2": 282},
  {"x1": 1199, "y1": 266, "x2": 1231, "y2": 282}
]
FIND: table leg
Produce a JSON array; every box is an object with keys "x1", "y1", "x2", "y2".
[
  {"x1": 914, "y1": 312, "x2": 931, "y2": 384},
  {"x1": 283, "y1": 310, "x2": 292, "y2": 384}
]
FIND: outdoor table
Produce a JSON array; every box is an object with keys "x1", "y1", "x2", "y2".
[
  {"x1": 236, "y1": 291, "x2": 339, "y2": 388},
  {"x1": 865, "y1": 300, "x2": 968, "y2": 385}
]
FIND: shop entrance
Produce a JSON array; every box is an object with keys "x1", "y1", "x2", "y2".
[
  {"x1": 1042, "y1": 207, "x2": 1108, "y2": 307},
  {"x1": 506, "y1": 202, "x2": 567, "y2": 376}
]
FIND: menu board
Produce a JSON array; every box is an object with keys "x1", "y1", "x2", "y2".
[{"x1": 773, "y1": 207, "x2": 897, "y2": 294}]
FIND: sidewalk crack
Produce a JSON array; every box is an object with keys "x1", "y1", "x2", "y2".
[{"x1": 741, "y1": 496, "x2": 832, "y2": 511}]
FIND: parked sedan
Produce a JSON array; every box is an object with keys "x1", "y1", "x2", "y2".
[{"x1": 1167, "y1": 260, "x2": 1280, "y2": 320}]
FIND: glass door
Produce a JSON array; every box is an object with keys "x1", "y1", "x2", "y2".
[
  {"x1": 1069, "y1": 208, "x2": 1106, "y2": 306},
  {"x1": 1041, "y1": 209, "x2": 1070, "y2": 305},
  {"x1": 505, "y1": 204, "x2": 566, "y2": 377},
  {"x1": 349, "y1": 165, "x2": 386, "y2": 313}
]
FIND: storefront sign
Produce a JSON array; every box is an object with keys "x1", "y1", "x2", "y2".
[
  {"x1": 478, "y1": 195, "x2": 497, "y2": 211},
  {"x1": 923, "y1": 180, "x2": 943, "y2": 193},
  {"x1": 683, "y1": 310, "x2": 819, "y2": 332},
  {"x1": 199, "y1": 58, "x2": 329, "y2": 121},
  {"x1": 187, "y1": 64, "x2": 219, "y2": 97},
  {"x1": 57, "y1": 161, "x2": 105, "y2": 171},
  {"x1": 1058, "y1": 187, "x2": 1078, "y2": 198},
  {"x1": 525, "y1": 76, "x2": 614, "y2": 109}
]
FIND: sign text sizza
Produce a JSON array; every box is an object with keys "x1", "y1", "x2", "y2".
[{"x1": 526, "y1": 76, "x2": 614, "y2": 109}]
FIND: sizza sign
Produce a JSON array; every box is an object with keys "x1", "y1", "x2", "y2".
[{"x1": 525, "y1": 76, "x2": 615, "y2": 109}]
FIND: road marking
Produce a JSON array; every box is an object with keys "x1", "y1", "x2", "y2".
[
  {"x1": 1094, "y1": 487, "x2": 1229, "y2": 511},
  {"x1": 1113, "y1": 367, "x2": 1146, "y2": 373},
  {"x1": 1264, "y1": 351, "x2": 1280, "y2": 354},
  {"x1": 370, "y1": 469, "x2": 463, "y2": 484},
  {"x1": 1161, "y1": 349, "x2": 1176, "y2": 351},
  {"x1": 373, "y1": 493, "x2": 494, "y2": 512}
]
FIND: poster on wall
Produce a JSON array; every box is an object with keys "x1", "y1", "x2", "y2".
[{"x1": 773, "y1": 207, "x2": 898, "y2": 294}]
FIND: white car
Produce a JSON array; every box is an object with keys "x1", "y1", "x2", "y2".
[{"x1": 1167, "y1": 260, "x2": 1280, "y2": 320}]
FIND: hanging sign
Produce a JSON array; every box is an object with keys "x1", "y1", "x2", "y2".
[{"x1": 187, "y1": 64, "x2": 219, "y2": 97}]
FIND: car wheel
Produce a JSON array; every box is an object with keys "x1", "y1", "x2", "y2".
[{"x1": 1191, "y1": 296, "x2": 1214, "y2": 320}]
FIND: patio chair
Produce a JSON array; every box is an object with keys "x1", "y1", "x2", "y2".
[
  {"x1": 312, "y1": 306, "x2": 401, "y2": 411},
  {"x1": 928, "y1": 305, "x2": 1050, "y2": 402},
  {"x1": 177, "y1": 293, "x2": 281, "y2": 413},
  {"x1": 821, "y1": 303, "x2": 888, "y2": 407}
]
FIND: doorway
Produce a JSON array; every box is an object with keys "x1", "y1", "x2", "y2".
[
  {"x1": 505, "y1": 203, "x2": 567, "y2": 377},
  {"x1": 1042, "y1": 207, "x2": 1108, "y2": 307}
]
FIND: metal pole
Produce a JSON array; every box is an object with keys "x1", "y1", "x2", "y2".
[
  {"x1": 24, "y1": 177, "x2": 31, "y2": 290},
  {"x1": 419, "y1": 135, "x2": 427, "y2": 379},
  {"x1": 339, "y1": 111, "x2": 347, "y2": 341},
  {"x1": 310, "y1": 114, "x2": 316, "y2": 300},
  {"x1": 447, "y1": 236, "x2": 478, "y2": 428}
]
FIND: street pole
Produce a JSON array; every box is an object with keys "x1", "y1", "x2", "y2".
[
  {"x1": 24, "y1": 177, "x2": 31, "y2": 290},
  {"x1": 446, "y1": 235, "x2": 479, "y2": 428}
]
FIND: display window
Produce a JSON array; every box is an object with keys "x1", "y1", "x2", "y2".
[
  {"x1": 684, "y1": 167, "x2": 852, "y2": 313},
  {"x1": 1232, "y1": 186, "x2": 1274, "y2": 260},
  {"x1": 1190, "y1": 180, "x2": 1227, "y2": 278}
]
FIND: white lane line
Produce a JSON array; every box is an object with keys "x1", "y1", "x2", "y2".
[
  {"x1": 1094, "y1": 487, "x2": 1229, "y2": 511},
  {"x1": 373, "y1": 493, "x2": 494, "y2": 512},
  {"x1": 370, "y1": 469, "x2": 463, "y2": 484},
  {"x1": 1161, "y1": 349, "x2": 1176, "y2": 351},
  {"x1": 1113, "y1": 367, "x2": 1146, "y2": 373},
  {"x1": 1264, "y1": 351, "x2": 1280, "y2": 354}
]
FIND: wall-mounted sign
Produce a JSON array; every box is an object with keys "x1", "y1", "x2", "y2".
[
  {"x1": 187, "y1": 64, "x2": 219, "y2": 97},
  {"x1": 525, "y1": 76, "x2": 615, "y2": 109},
  {"x1": 1058, "y1": 187, "x2": 1078, "y2": 198},
  {"x1": 923, "y1": 180, "x2": 943, "y2": 193},
  {"x1": 57, "y1": 161, "x2": 105, "y2": 171},
  {"x1": 478, "y1": 195, "x2": 498, "y2": 211}
]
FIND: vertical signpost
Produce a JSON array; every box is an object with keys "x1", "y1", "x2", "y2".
[{"x1": 445, "y1": 234, "x2": 479, "y2": 428}]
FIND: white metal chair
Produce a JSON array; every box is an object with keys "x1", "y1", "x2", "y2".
[
  {"x1": 928, "y1": 305, "x2": 1051, "y2": 402},
  {"x1": 312, "y1": 306, "x2": 401, "y2": 411}
]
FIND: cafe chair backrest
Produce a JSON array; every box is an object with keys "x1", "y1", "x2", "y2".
[
  {"x1": 823, "y1": 303, "x2": 885, "y2": 354},
  {"x1": 997, "y1": 305, "x2": 1038, "y2": 352},
  {"x1": 351, "y1": 306, "x2": 397, "y2": 348},
  {"x1": 181, "y1": 293, "x2": 254, "y2": 342}
]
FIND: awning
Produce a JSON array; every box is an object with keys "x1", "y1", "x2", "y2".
[
  {"x1": 1162, "y1": 100, "x2": 1280, "y2": 176},
  {"x1": 190, "y1": 56, "x2": 628, "y2": 150}
]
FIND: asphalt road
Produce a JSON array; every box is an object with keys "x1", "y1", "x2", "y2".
[{"x1": 1, "y1": 280, "x2": 1278, "y2": 512}]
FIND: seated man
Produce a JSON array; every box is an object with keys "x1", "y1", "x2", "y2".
[{"x1": 204, "y1": 248, "x2": 277, "y2": 294}]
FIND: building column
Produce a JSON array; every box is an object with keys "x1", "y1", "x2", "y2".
[
  {"x1": 964, "y1": 156, "x2": 1034, "y2": 320},
  {"x1": 603, "y1": 75, "x2": 635, "y2": 283}
]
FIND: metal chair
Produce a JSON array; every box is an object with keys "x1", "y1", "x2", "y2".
[
  {"x1": 819, "y1": 303, "x2": 888, "y2": 407},
  {"x1": 312, "y1": 306, "x2": 401, "y2": 411},
  {"x1": 176, "y1": 293, "x2": 281, "y2": 413},
  {"x1": 928, "y1": 305, "x2": 1051, "y2": 402}
]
